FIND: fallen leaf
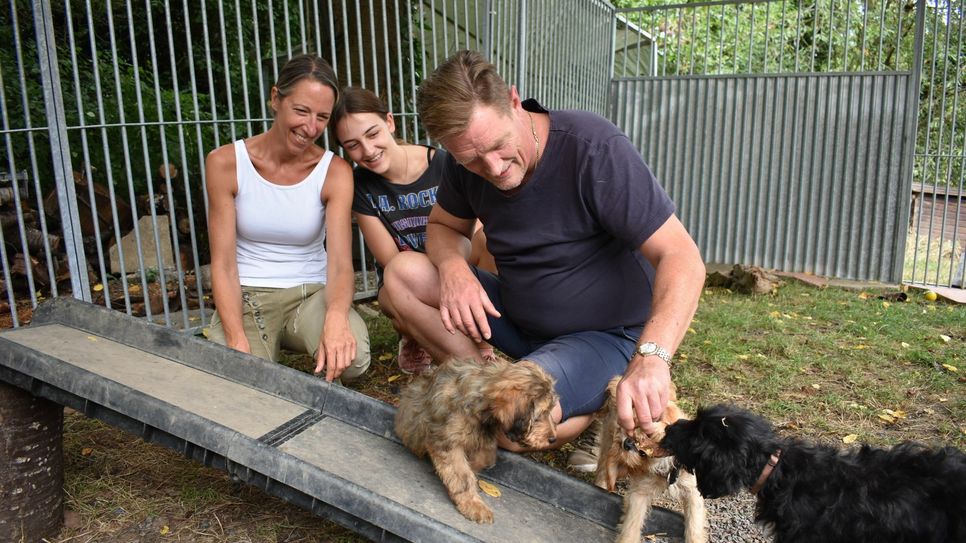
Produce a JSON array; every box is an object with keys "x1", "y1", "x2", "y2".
[
  {"x1": 86, "y1": 336, "x2": 98, "y2": 342},
  {"x1": 842, "y1": 434, "x2": 858, "y2": 444},
  {"x1": 900, "y1": 342, "x2": 911, "y2": 348},
  {"x1": 678, "y1": 353, "x2": 689, "y2": 360},
  {"x1": 478, "y1": 480, "x2": 501, "y2": 497},
  {"x1": 883, "y1": 409, "x2": 907, "y2": 419},
  {"x1": 377, "y1": 353, "x2": 393, "y2": 362},
  {"x1": 882, "y1": 301, "x2": 891, "y2": 308},
  {"x1": 878, "y1": 413, "x2": 896, "y2": 424},
  {"x1": 160, "y1": 526, "x2": 170, "y2": 535},
  {"x1": 736, "y1": 354, "x2": 750, "y2": 360},
  {"x1": 93, "y1": 283, "x2": 104, "y2": 292},
  {"x1": 687, "y1": 327, "x2": 696, "y2": 334},
  {"x1": 811, "y1": 383, "x2": 821, "y2": 390},
  {"x1": 939, "y1": 334, "x2": 951, "y2": 343},
  {"x1": 942, "y1": 363, "x2": 958, "y2": 373},
  {"x1": 387, "y1": 375, "x2": 400, "y2": 383},
  {"x1": 81, "y1": 447, "x2": 93, "y2": 456},
  {"x1": 853, "y1": 344, "x2": 868, "y2": 350},
  {"x1": 858, "y1": 292, "x2": 869, "y2": 299}
]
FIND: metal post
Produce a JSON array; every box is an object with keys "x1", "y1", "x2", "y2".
[
  {"x1": 894, "y1": 0, "x2": 928, "y2": 284},
  {"x1": 515, "y1": 0, "x2": 527, "y2": 96},
  {"x1": 33, "y1": 0, "x2": 91, "y2": 301}
]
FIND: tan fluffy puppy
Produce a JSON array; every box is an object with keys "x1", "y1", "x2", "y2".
[
  {"x1": 394, "y1": 357, "x2": 558, "y2": 523},
  {"x1": 595, "y1": 377, "x2": 707, "y2": 543}
]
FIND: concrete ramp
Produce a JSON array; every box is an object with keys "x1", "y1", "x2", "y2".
[{"x1": 0, "y1": 297, "x2": 684, "y2": 542}]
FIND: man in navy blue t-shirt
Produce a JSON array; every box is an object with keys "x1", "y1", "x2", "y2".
[{"x1": 382, "y1": 50, "x2": 706, "y2": 471}]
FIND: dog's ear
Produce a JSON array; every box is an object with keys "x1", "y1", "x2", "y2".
[{"x1": 482, "y1": 378, "x2": 532, "y2": 430}]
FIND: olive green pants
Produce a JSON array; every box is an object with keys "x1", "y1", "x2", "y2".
[{"x1": 208, "y1": 283, "x2": 370, "y2": 382}]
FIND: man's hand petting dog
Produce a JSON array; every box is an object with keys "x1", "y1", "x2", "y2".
[
  {"x1": 596, "y1": 377, "x2": 707, "y2": 543},
  {"x1": 394, "y1": 357, "x2": 557, "y2": 523},
  {"x1": 660, "y1": 404, "x2": 966, "y2": 543}
]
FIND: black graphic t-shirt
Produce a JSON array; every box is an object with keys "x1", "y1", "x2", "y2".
[{"x1": 351, "y1": 146, "x2": 447, "y2": 255}]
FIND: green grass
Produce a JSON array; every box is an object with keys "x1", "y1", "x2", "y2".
[
  {"x1": 676, "y1": 281, "x2": 964, "y2": 447},
  {"x1": 50, "y1": 280, "x2": 964, "y2": 542}
]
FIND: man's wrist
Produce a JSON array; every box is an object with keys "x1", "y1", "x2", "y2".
[{"x1": 634, "y1": 341, "x2": 673, "y2": 369}]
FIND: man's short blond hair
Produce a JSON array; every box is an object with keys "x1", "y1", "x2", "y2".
[{"x1": 416, "y1": 50, "x2": 512, "y2": 142}]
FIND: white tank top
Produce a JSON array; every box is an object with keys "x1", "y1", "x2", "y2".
[{"x1": 233, "y1": 139, "x2": 332, "y2": 288}]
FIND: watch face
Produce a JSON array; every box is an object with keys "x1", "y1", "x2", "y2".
[{"x1": 638, "y1": 342, "x2": 656, "y2": 355}]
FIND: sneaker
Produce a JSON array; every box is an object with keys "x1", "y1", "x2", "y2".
[
  {"x1": 567, "y1": 418, "x2": 602, "y2": 473},
  {"x1": 397, "y1": 336, "x2": 433, "y2": 375}
]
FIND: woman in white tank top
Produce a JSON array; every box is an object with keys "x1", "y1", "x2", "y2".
[{"x1": 204, "y1": 54, "x2": 370, "y2": 383}]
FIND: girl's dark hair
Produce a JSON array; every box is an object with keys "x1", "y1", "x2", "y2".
[
  {"x1": 272, "y1": 54, "x2": 339, "y2": 112},
  {"x1": 328, "y1": 87, "x2": 391, "y2": 146}
]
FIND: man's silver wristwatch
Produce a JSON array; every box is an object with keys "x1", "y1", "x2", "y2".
[{"x1": 635, "y1": 341, "x2": 672, "y2": 368}]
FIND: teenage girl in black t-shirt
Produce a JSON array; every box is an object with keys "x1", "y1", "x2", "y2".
[{"x1": 330, "y1": 87, "x2": 495, "y2": 374}]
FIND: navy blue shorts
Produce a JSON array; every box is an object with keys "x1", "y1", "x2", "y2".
[{"x1": 472, "y1": 268, "x2": 642, "y2": 420}]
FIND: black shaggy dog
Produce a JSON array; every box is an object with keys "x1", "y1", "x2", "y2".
[{"x1": 660, "y1": 404, "x2": 966, "y2": 543}]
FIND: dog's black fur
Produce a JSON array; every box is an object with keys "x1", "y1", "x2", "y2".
[{"x1": 660, "y1": 404, "x2": 966, "y2": 543}]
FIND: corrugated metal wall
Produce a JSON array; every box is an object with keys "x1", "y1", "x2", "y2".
[
  {"x1": 613, "y1": 73, "x2": 914, "y2": 282},
  {"x1": 609, "y1": 0, "x2": 932, "y2": 285}
]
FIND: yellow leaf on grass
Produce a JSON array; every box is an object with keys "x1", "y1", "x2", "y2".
[
  {"x1": 478, "y1": 480, "x2": 501, "y2": 497},
  {"x1": 878, "y1": 413, "x2": 896, "y2": 423},
  {"x1": 853, "y1": 344, "x2": 869, "y2": 350},
  {"x1": 942, "y1": 364, "x2": 958, "y2": 373},
  {"x1": 939, "y1": 335, "x2": 952, "y2": 343},
  {"x1": 769, "y1": 311, "x2": 782, "y2": 318},
  {"x1": 93, "y1": 283, "x2": 104, "y2": 292},
  {"x1": 842, "y1": 434, "x2": 858, "y2": 444},
  {"x1": 882, "y1": 301, "x2": 891, "y2": 308},
  {"x1": 87, "y1": 336, "x2": 98, "y2": 342},
  {"x1": 81, "y1": 447, "x2": 93, "y2": 456},
  {"x1": 160, "y1": 526, "x2": 170, "y2": 536},
  {"x1": 736, "y1": 354, "x2": 750, "y2": 360},
  {"x1": 811, "y1": 383, "x2": 821, "y2": 390},
  {"x1": 377, "y1": 353, "x2": 393, "y2": 362},
  {"x1": 858, "y1": 292, "x2": 869, "y2": 299},
  {"x1": 883, "y1": 409, "x2": 907, "y2": 419},
  {"x1": 387, "y1": 375, "x2": 400, "y2": 383},
  {"x1": 901, "y1": 342, "x2": 911, "y2": 348}
]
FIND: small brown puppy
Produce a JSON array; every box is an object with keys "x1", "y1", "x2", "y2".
[
  {"x1": 394, "y1": 357, "x2": 558, "y2": 523},
  {"x1": 595, "y1": 377, "x2": 707, "y2": 543}
]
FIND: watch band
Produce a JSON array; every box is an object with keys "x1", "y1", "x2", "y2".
[{"x1": 635, "y1": 342, "x2": 672, "y2": 368}]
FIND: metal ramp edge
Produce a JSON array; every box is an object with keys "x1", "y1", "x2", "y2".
[{"x1": 0, "y1": 297, "x2": 685, "y2": 542}]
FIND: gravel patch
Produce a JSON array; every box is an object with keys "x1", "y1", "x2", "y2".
[{"x1": 643, "y1": 492, "x2": 770, "y2": 542}]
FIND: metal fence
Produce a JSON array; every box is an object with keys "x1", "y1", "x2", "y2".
[
  {"x1": 2, "y1": 1, "x2": 962, "y2": 331},
  {"x1": 0, "y1": 0, "x2": 614, "y2": 329},
  {"x1": 609, "y1": 0, "x2": 965, "y2": 286}
]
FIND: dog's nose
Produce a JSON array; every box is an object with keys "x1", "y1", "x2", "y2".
[{"x1": 548, "y1": 436, "x2": 556, "y2": 444}]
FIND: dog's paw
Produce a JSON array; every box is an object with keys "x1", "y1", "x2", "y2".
[{"x1": 457, "y1": 498, "x2": 494, "y2": 523}]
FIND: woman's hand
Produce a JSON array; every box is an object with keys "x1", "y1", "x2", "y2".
[{"x1": 315, "y1": 314, "x2": 357, "y2": 382}]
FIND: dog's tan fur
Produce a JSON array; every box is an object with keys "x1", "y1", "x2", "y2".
[
  {"x1": 595, "y1": 377, "x2": 707, "y2": 543},
  {"x1": 394, "y1": 357, "x2": 558, "y2": 523}
]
